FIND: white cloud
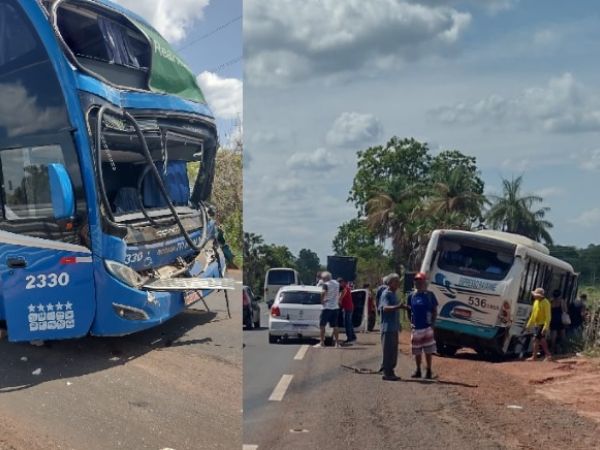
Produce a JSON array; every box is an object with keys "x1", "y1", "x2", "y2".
[
  {"x1": 414, "y1": 0, "x2": 518, "y2": 13},
  {"x1": 431, "y1": 73, "x2": 600, "y2": 133},
  {"x1": 326, "y1": 112, "x2": 383, "y2": 148},
  {"x1": 578, "y1": 149, "x2": 600, "y2": 171},
  {"x1": 287, "y1": 148, "x2": 339, "y2": 172},
  {"x1": 196, "y1": 72, "x2": 243, "y2": 120},
  {"x1": 570, "y1": 208, "x2": 600, "y2": 227},
  {"x1": 111, "y1": 0, "x2": 209, "y2": 42},
  {"x1": 245, "y1": 0, "x2": 471, "y2": 85}
]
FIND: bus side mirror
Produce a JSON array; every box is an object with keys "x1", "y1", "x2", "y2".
[{"x1": 48, "y1": 163, "x2": 75, "y2": 219}]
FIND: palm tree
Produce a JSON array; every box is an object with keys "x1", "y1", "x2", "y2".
[
  {"x1": 365, "y1": 186, "x2": 423, "y2": 270},
  {"x1": 485, "y1": 176, "x2": 553, "y2": 244},
  {"x1": 426, "y1": 166, "x2": 487, "y2": 227}
]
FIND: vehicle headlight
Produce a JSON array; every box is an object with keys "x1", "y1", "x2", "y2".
[{"x1": 104, "y1": 260, "x2": 147, "y2": 288}]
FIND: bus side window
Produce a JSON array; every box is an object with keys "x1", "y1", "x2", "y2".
[{"x1": 0, "y1": 0, "x2": 87, "y2": 245}]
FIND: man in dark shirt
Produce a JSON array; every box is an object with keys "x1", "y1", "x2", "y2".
[
  {"x1": 379, "y1": 273, "x2": 407, "y2": 381},
  {"x1": 407, "y1": 272, "x2": 438, "y2": 379}
]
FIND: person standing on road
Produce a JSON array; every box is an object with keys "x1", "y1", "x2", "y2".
[
  {"x1": 549, "y1": 289, "x2": 568, "y2": 354},
  {"x1": 339, "y1": 278, "x2": 356, "y2": 345},
  {"x1": 316, "y1": 272, "x2": 340, "y2": 348},
  {"x1": 568, "y1": 293, "x2": 587, "y2": 339},
  {"x1": 365, "y1": 283, "x2": 377, "y2": 332},
  {"x1": 376, "y1": 276, "x2": 389, "y2": 312},
  {"x1": 525, "y1": 287, "x2": 552, "y2": 361},
  {"x1": 406, "y1": 272, "x2": 438, "y2": 380},
  {"x1": 379, "y1": 273, "x2": 407, "y2": 381}
]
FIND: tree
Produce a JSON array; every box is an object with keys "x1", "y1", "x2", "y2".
[
  {"x1": 211, "y1": 149, "x2": 243, "y2": 264},
  {"x1": 349, "y1": 138, "x2": 487, "y2": 270},
  {"x1": 243, "y1": 232, "x2": 265, "y2": 294},
  {"x1": 332, "y1": 218, "x2": 393, "y2": 286},
  {"x1": 485, "y1": 176, "x2": 553, "y2": 244},
  {"x1": 427, "y1": 166, "x2": 487, "y2": 227},
  {"x1": 296, "y1": 249, "x2": 321, "y2": 285}
]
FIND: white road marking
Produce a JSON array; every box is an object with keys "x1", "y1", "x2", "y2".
[
  {"x1": 243, "y1": 445, "x2": 258, "y2": 450},
  {"x1": 294, "y1": 345, "x2": 309, "y2": 360},
  {"x1": 269, "y1": 374, "x2": 294, "y2": 401}
]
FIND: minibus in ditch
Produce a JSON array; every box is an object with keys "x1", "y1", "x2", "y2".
[{"x1": 420, "y1": 229, "x2": 577, "y2": 356}]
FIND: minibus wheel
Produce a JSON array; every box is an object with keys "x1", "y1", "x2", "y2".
[{"x1": 437, "y1": 344, "x2": 459, "y2": 357}]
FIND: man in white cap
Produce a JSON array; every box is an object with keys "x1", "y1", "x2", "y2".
[
  {"x1": 525, "y1": 287, "x2": 552, "y2": 361},
  {"x1": 316, "y1": 271, "x2": 340, "y2": 347}
]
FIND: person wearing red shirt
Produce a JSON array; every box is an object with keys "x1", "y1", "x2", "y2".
[{"x1": 338, "y1": 278, "x2": 356, "y2": 344}]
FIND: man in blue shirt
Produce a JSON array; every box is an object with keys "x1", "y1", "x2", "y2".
[
  {"x1": 407, "y1": 272, "x2": 438, "y2": 379},
  {"x1": 379, "y1": 273, "x2": 408, "y2": 381}
]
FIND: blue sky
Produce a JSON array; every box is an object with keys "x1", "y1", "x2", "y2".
[
  {"x1": 113, "y1": 0, "x2": 242, "y2": 144},
  {"x1": 244, "y1": 0, "x2": 600, "y2": 262}
]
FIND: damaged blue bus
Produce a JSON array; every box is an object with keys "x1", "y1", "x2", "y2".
[{"x1": 0, "y1": 0, "x2": 233, "y2": 342}]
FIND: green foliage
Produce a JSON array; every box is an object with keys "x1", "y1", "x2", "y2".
[
  {"x1": 549, "y1": 245, "x2": 600, "y2": 287},
  {"x1": 485, "y1": 176, "x2": 553, "y2": 245},
  {"x1": 243, "y1": 232, "x2": 322, "y2": 296},
  {"x1": 349, "y1": 137, "x2": 487, "y2": 270},
  {"x1": 296, "y1": 249, "x2": 321, "y2": 285},
  {"x1": 210, "y1": 149, "x2": 243, "y2": 265},
  {"x1": 332, "y1": 218, "x2": 393, "y2": 285}
]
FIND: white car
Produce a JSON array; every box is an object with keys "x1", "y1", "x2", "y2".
[
  {"x1": 268, "y1": 285, "x2": 334, "y2": 344},
  {"x1": 268, "y1": 285, "x2": 369, "y2": 344}
]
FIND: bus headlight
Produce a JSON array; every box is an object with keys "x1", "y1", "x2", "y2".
[{"x1": 104, "y1": 260, "x2": 147, "y2": 288}]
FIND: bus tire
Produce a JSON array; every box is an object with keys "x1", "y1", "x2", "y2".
[{"x1": 438, "y1": 344, "x2": 459, "y2": 357}]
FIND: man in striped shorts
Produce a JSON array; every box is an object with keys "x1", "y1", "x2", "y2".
[{"x1": 407, "y1": 272, "x2": 438, "y2": 379}]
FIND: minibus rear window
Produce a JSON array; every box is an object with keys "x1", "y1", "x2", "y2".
[
  {"x1": 438, "y1": 242, "x2": 514, "y2": 281},
  {"x1": 267, "y1": 270, "x2": 295, "y2": 285},
  {"x1": 279, "y1": 292, "x2": 321, "y2": 305}
]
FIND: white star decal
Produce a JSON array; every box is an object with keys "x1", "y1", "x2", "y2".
[
  {"x1": 37, "y1": 304, "x2": 44, "y2": 312},
  {"x1": 65, "y1": 302, "x2": 73, "y2": 310},
  {"x1": 55, "y1": 301, "x2": 63, "y2": 311},
  {"x1": 46, "y1": 303, "x2": 54, "y2": 312},
  {"x1": 28, "y1": 304, "x2": 35, "y2": 313}
]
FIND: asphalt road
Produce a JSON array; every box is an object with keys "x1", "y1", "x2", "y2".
[
  {"x1": 0, "y1": 271, "x2": 242, "y2": 450},
  {"x1": 243, "y1": 325, "x2": 511, "y2": 450}
]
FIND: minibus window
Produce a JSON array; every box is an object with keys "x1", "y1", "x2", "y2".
[
  {"x1": 267, "y1": 270, "x2": 296, "y2": 285},
  {"x1": 279, "y1": 292, "x2": 321, "y2": 305},
  {"x1": 438, "y1": 242, "x2": 514, "y2": 281}
]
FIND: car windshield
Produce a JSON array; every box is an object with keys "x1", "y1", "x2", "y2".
[
  {"x1": 279, "y1": 291, "x2": 321, "y2": 305},
  {"x1": 438, "y1": 239, "x2": 514, "y2": 281},
  {"x1": 267, "y1": 270, "x2": 295, "y2": 285}
]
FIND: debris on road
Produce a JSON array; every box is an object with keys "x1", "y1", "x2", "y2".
[
  {"x1": 31, "y1": 368, "x2": 42, "y2": 376},
  {"x1": 507, "y1": 405, "x2": 523, "y2": 410},
  {"x1": 20, "y1": 356, "x2": 28, "y2": 362}
]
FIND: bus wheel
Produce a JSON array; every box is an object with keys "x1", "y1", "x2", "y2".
[{"x1": 438, "y1": 344, "x2": 459, "y2": 357}]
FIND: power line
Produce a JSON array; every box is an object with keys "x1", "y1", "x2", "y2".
[
  {"x1": 177, "y1": 15, "x2": 242, "y2": 52},
  {"x1": 206, "y1": 56, "x2": 242, "y2": 74}
]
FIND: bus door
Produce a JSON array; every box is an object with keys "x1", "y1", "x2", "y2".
[
  {"x1": 1, "y1": 240, "x2": 95, "y2": 342},
  {"x1": 0, "y1": 0, "x2": 96, "y2": 341}
]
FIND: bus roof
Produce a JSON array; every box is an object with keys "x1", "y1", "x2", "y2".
[{"x1": 475, "y1": 230, "x2": 550, "y2": 255}]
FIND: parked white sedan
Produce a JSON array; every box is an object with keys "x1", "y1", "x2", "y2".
[
  {"x1": 268, "y1": 285, "x2": 333, "y2": 344},
  {"x1": 268, "y1": 285, "x2": 370, "y2": 344}
]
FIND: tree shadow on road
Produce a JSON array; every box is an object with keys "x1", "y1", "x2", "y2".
[{"x1": 0, "y1": 309, "x2": 217, "y2": 393}]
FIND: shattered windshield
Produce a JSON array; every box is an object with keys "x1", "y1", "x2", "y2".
[{"x1": 55, "y1": 0, "x2": 206, "y2": 103}]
